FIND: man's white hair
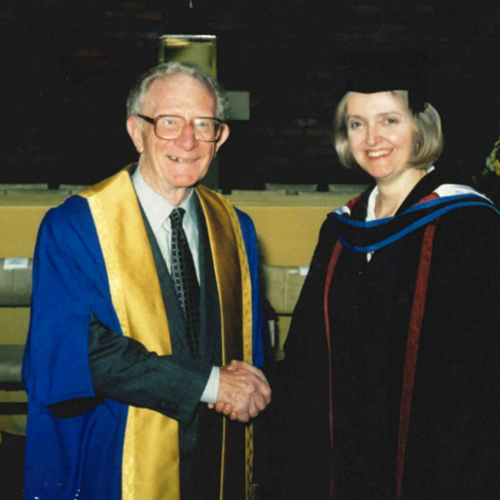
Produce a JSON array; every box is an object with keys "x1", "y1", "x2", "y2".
[{"x1": 126, "y1": 62, "x2": 230, "y2": 120}]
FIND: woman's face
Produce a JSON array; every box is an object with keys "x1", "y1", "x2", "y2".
[{"x1": 346, "y1": 91, "x2": 416, "y2": 182}]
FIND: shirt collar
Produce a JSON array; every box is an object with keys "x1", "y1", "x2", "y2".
[{"x1": 132, "y1": 165, "x2": 198, "y2": 233}]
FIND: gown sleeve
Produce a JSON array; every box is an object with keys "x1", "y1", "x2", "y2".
[{"x1": 403, "y1": 204, "x2": 500, "y2": 499}]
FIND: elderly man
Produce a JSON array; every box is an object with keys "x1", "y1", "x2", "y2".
[{"x1": 23, "y1": 62, "x2": 271, "y2": 500}]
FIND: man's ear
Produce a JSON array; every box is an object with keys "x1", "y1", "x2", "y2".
[
  {"x1": 126, "y1": 116, "x2": 144, "y2": 154},
  {"x1": 214, "y1": 124, "x2": 230, "y2": 154}
]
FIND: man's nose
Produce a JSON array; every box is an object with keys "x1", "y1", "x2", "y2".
[{"x1": 175, "y1": 123, "x2": 197, "y2": 150}]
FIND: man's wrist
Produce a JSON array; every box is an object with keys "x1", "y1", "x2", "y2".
[{"x1": 200, "y1": 366, "x2": 220, "y2": 403}]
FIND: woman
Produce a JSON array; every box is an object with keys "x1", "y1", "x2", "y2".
[{"x1": 263, "y1": 85, "x2": 500, "y2": 499}]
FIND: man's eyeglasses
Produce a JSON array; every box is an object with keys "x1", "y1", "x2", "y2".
[{"x1": 137, "y1": 114, "x2": 225, "y2": 143}]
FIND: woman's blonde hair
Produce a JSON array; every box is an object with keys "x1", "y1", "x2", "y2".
[{"x1": 333, "y1": 90, "x2": 444, "y2": 170}]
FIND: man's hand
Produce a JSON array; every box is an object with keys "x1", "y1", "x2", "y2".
[{"x1": 208, "y1": 360, "x2": 271, "y2": 422}]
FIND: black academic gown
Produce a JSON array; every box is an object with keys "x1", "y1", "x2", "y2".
[{"x1": 263, "y1": 170, "x2": 500, "y2": 500}]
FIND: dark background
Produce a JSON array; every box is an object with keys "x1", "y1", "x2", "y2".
[{"x1": 1, "y1": 0, "x2": 500, "y2": 191}]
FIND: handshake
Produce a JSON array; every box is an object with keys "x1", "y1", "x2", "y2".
[{"x1": 208, "y1": 360, "x2": 272, "y2": 423}]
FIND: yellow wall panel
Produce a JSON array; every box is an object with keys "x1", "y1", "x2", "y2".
[
  {"x1": 241, "y1": 205, "x2": 331, "y2": 266},
  {"x1": 0, "y1": 308, "x2": 30, "y2": 345},
  {"x1": 0, "y1": 193, "x2": 63, "y2": 258},
  {"x1": 233, "y1": 193, "x2": 353, "y2": 266}
]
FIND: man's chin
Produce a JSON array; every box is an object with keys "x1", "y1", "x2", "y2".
[
  {"x1": 173, "y1": 176, "x2": 201, "y2": 187},
  {"x1": 170, "y1": 170, "x2": 208, "y2": 188}
]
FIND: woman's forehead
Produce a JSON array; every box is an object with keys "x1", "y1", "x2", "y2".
[{"x1": 346, "y1": 91, "x2": 408, "y2": 116}]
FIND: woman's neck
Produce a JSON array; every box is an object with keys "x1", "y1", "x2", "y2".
[{"x1": 374, "y1": 168, "x2": 427, "y2": 219}]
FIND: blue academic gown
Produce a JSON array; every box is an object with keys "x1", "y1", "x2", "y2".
[{"x1": 23, "y1": 193, "x2": 268, "y2": 500}]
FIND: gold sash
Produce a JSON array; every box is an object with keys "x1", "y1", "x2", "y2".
[{"x1": 80, "y1": 167, "x2": 253, "y2": 499}]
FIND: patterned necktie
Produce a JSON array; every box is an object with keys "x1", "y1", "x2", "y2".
[{"x1": 169, "y1": 208, "x2": 200, "y2": 357}]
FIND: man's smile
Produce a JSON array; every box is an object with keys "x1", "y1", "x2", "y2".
[{"x1": 167, "y1": 155, "x2": 196, "y2": 163}]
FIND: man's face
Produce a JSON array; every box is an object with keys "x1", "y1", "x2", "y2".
[{"x1": 127, "y1": 73, "x2": 229, "y2": 200}]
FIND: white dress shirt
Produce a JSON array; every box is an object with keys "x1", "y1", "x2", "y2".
[{"x1": 132, "y1": 166, "x2": 219, "y2": 404}]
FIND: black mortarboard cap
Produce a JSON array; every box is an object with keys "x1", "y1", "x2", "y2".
[{"x1": 343, "y1": 50, "x2": 433, "y2": 115}]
